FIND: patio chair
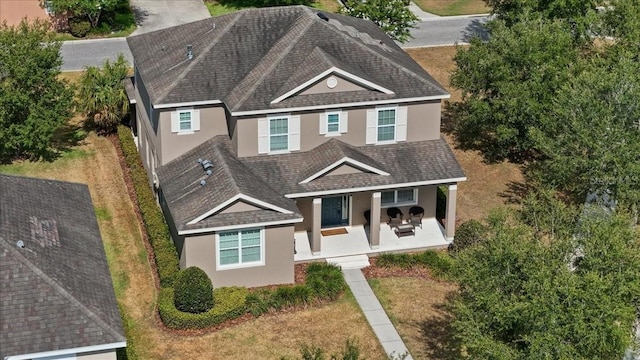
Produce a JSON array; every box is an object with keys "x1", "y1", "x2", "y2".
[
  {"x1": 388, "y1": 216, "x2": 403, "y2": 230},
  {"x1": 408, "y1": 206, "x2": 424, "y2": 228},
  {"x1": 386, "y1": 207, "x2": 403, "y2": 222}
]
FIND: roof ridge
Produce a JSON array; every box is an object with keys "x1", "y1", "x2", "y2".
[
  {"x1": 321, "y1": 15, "x2": 448, "y2": 94},
  {"x1": 1, "y1": 237, "x2": 125, "y2": 342},
  {"x1": 229, "y1": 9, "x2": 316, "y2": 111},
  {"x1": 155, "y1": 12, "x2": 244, "y2": 104}
]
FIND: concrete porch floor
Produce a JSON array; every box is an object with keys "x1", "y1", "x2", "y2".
[{"x1": 294, "y1": 218, "x2": 450, "y2": 262}]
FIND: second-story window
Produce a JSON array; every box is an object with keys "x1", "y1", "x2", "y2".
[
  {"x1": 377, "y1": 108, "x2": 396, "y2": 142},
  {"x1": 171, "y1": 108, "x2": 200, "y2": 134},
  {"x1": 327, "y1": 112, "x2": 340, "y2": 133},
  {"x1": 179, "y1": 110, "x2": 192, "y2": 132},
  {"x1": 319, "y1": 110, "x2": 348, "y2": 136},
  {"x1": 269, "y1": 116, "x2": 289, "y2": 151},
  {"x1": 366, "y1": 105, "x2": 407, "y2": 145}
]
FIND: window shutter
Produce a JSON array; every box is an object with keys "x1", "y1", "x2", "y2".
[
  {"x1": 258, "y1": 118, "x2": 268, "y2": 154},
  {"x1": 319, "y1": 113, "x2": 327, "y2": 135},
  {"x1": 396, "y1": 106, "x2": 408, "y2": 141},
  {"x1": 340, "y1": 111, "x2": 348, "y2": 133},
  {"x1": 192, "y1": 109, "x2": 200, "y2": 131},
  {"x1": 366, "y1": 109, "x2": 376, "y2": 144},
  {"x1": 170, "y1": 111, "x2": 179, "y2": 133},
  {"x1": 290, "y1": 115, "x2": 301, "y2": 151}
]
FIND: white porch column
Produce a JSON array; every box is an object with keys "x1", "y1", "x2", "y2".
[
  {"x1": 312, "y1": 198, "x2": 322, "y2": 255},
  {"x1": 445, "y1": 184, "x2": 458, "y2": 240},
  {"x1": 370, "y1": 192, "x2": 381, "y2": 249}
]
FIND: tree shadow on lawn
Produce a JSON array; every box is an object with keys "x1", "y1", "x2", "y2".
[
  {"x1": 419, "y1": 300, "x2": 461, "y2": 360},
  {"x1": 498, "y1": 180, "x2": 533, "y2": 205}
]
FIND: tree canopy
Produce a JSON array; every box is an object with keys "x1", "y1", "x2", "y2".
[
  {"x1": 0, "y1": 20, "x2": 75, "y2": 162},
  {"x1": 451, "y1": 196, "x2": 640, "y2": 359},
  {"x1": 340, "y1": 0, "x2": 418, "y2": 43},
  {"x1": 44, "y1": 0, "x2": 119, "y2": 27}
]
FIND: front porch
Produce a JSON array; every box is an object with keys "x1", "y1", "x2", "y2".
[{"x1": 294, "y1": 218, "x2": 450, "y2": 262}]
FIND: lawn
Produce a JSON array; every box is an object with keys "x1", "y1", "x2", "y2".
[
  {"x1": 407, "y1": 46, "x2": 525, "y2": 222},
  {"x1": 414, "y1": 0, "x2": 490, "y2": 16},
  {"x1": 205, "y1": 0, "x2": 341, "y2": 17},
  {"x1": 0, "y1": 130, "x2": 385, "y2": 359}
]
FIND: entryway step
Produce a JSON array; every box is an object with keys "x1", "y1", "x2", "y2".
[{"x1": 326, "y1": 254, "x2": 370, "y2": 270}]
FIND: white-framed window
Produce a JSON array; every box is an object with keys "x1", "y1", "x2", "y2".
[
  {"x1": 381, "y1": 189, "x2": 418, "y2": 207},
  {"x1": 366, "y1": 105, "x2": 407, "y2": 144},
  {"x1": 217, "y1": 228, "x2": 264, "y2": 269},
  {"x1": 319, "y1": 110, "x2": 348, "y2": 136},
  {"x1": 258, "y1": 114, "x2": 300, "y2": 154},
  {"x1": 170, "y1": 108, "x2": 200, "y2": 134}
]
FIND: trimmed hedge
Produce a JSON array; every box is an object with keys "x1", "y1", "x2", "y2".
[
  {"x1": 117, "y1": 125, "x2": 180, "y2": 287},
  {"x1": 158, "y1": 286, "x2": 248, "y2": 329},
  {"x1": 173, "y1": 267, "x2": 214, "y2": 313}
]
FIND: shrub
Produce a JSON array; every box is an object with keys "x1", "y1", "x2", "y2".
[
  {"x1": 158, "y1": 286, "x2": 248, "y2": 329},
  {"x1": 449, "y1": 219, "x2": 487, "y2": 254},
  {"x1": 271, "y1": 285, "x2": 312, "y2": 309},
  {"x1": 377, "y1": 251, "x2": 454, "y2": 279},
  {"x1": 173, "y1": 267, "x2": 214, "y2": 313},
  {"x1": 305, "y1": 263, "x2": 345, "y2": 301},
  {"x1": 117, "y1": 126, "x2": 180, "y2": 287},
  {"x1": 245, "y1": 289, "x2": 272, "y2": 317},
  {"x1": 69, "y1": 17, "x2": 91, "y2": 37}
]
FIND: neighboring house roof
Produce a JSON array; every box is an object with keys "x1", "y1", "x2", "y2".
[
  {"x1": 126, "y1": 5, "x2": 449, "y2": 113},
  {"x1": 0, "y1": 174, "x2": 126, "y2": 359},
  {"x1": 158, "y1": 136, "x2": 466, "y2": 233}
]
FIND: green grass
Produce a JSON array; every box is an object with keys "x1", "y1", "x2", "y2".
[
  {"x1": 0, "y1": 149, "x2": 93, "y2": 175},
  {"x1": 54, "y1": 0, "x2": 136, "y2": 41},
  {"x1": 413, "y1": 0, "x2": 490, "y2": 16},
  {"x1": 204, "y1": 0, "x2": 340, "y2": 17}
]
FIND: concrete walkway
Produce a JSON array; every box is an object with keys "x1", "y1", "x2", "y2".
[
  {"x1": 409, "y1": 1, "x2": 440, "y2": 20},
  {"x1": 343, "y1": 268, "x2": 414, "y2": 360}
]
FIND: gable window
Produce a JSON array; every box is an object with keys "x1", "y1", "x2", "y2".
[
  {"x1": 171, "y1": 108, "x2": 200, "y2": 134},
  {"x1": 366, "y1": 106, "x2": 407, "y2": 144},
  {"x1": 258, "y1": 115, "x2": 300, "y2": 154},
  {"x1": 377, "y1": 108, "x2": 396, "y2": 142},
  {"x1": 319, "y1": 110, "x2": 348, "y2": 136},
  {"x1": 381, "y1": 189, "x2": 418, "y2": 207},
  {"x1": 270, "y1": 117, "x2": 289, "y2": 151},
  {"x1": 217, "y1": 228, "x2": 264, "y2": 269}
]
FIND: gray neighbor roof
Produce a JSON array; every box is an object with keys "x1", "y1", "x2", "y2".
[
  {"x1": 158, "y1": 137, "x2": 466, "y2": 232},
  {"x1": 0, "y1": 174, "x2": 125, "y2": 359},
  {"x1": 126, "y1": 5, "x2": 448, "y2": 112}
]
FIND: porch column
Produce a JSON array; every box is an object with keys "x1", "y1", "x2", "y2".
[
  {"x1": 445, "y1": 184, "x2": 458, "y2": 241},
  {"x1": 312, "y1": 198, "x2": 321, "y2": 255},
  {"x1": 370, "y1": 192, "x2": 381, "y2": 249}
]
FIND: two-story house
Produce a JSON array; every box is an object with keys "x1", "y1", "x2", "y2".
[{"x1": 125, "y1": 5, "x2": 466, "y2": 288}]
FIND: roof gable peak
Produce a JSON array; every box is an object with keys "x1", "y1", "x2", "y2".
[
  {"x1": 299, "y1": 156, "x2": 390, "y2": 184},
  {"x1": 187, "y1": 193, "x2": 294, "y2": 225}
]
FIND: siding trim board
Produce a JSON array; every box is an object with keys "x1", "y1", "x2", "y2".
[
  {"x1": 5, "y1": 342, "x2": 126, "y2": 360},
  {"x1": 178, "y1": 218, "x2": 303, "y2": 235}
]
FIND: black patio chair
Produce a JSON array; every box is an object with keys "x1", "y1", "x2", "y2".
[{"x1": 408, "y1": 206, "x2": 424, "y2": 228}]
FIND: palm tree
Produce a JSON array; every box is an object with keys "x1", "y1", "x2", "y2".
[{"x1": 78, "y1": 54, "x2": 130, "y2": 133}]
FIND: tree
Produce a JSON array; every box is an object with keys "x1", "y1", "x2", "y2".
[
  {"x1": 449, "y1": 17, "x2": 581, "y2": 162},
  {"x1": 0, "y1": 20, "x2": 75, "y2": 162},
  {"x1": 340, "y1": 0, "x2": 418, "y2": 43},
  {"x1": 532, "y1": 47, "x2": 640, "y2": 216},
  {"x1": 173, "y1": 267, "x2": 214, "y2": 314},
  {"x1": 78, "y1": 54, "x2": 130, "y2": 133},
  {"x1": 451, "y1": 204, "x2": 640, "y2": 359},
  {"x1": 44, "y1": 0, "x2": 119, "y2": 28}
]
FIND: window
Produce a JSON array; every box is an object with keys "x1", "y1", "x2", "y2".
[
  {"x1": 377, "y1": 108, "x2": 396, "y2": 142},
  {"x1": 269, "y1": 117, "x2": 289, "y2": 151},
  {"x1": 217, "y1": 228, "x2": 263, "y2": 268},
  {"x1": 320, "y1": 110, "x2": 348, "y2": 136},
  {"x1": 179, "y1": 111, "x2": 192, "y2": 131},
  {"x1": 170, "y1": 108, "x2": 199, "y2": 134},
  {"x1": 327, "y1": 112, "x2": 340, "y2": 133},
  {"x1": 381, "y1": 189, "x2": 417, "y2": 207}
]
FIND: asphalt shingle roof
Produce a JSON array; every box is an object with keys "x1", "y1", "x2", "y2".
[
  {"x1": 158, "y1": 137, "x2": 465, "y2": 231},
  {"x1": 0, "y1": 174, "x2": 125, "y2": 359},
  {"x1": 127, "y1": 6, "x2": 448, "y2": 112}
]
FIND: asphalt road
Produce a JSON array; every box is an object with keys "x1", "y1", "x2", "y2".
[{"x1": 60, "y1": 15, "x2": 491, "y2": 71}]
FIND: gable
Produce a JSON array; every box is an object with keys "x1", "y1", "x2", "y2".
[
  {"x1": 299, "y1": 157, "x2": 389, "y2": 184},
  {"x1": 324, "y1": 164, "x2": 366, "y2": 176},
  {"x1": 187, "y1": 193, "x2": 294, "y2": 225},
  {"x1": 299, "y1": 74, "x2": 368, "y2": 96},
  {"x1": 218, "y1": 200, "x2": 264, "y2": 214}
]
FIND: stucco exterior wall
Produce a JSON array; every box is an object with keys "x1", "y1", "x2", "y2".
[
  {"x1": 182, "y1": 225, "x2": 295, "y2": 288},
  {"x1": 233, "y1": 100, "x2": 442, "y2": 157},
  {"x1": 294, "y1": 198, "x2": 313, "y2": 232},
  {"x1": 77, "y1": 349, "x2": 119, "y2": 360},
  {"x1": 299, "y1": 75, "x2": 367, "y2": 95}
]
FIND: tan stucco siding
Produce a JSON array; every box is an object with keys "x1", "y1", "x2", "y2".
[
  {"x1": 295, "y1": 199, "x2": 313, "y2": 232},
  {"x1": 158, "y1": 106, "x2": 228, "y2": 165},
  {"x1": 0, "y1": 0, "x2": 48, "y2": 26},
  {"x1": 350, "y1": 192, "x2": 371, "y2": 226},
  {"x1": 299, "y1": 75, "x2": 367, "y2": 95},
  {"x1": 77, "y1": 349, "x2": 118, "y2": 360},
  {"x1": 324, "y1": 164, "x2": 363, "y2": 176},
  {"x1": 182, "y1": 225, "x2": 295, "y2": 288},
  {"x1": 219, "y1": 201, "x2": 262, "y2": 214},
  {"x1": 234, "y1": 100, "x2": 442, "y2": 157}
]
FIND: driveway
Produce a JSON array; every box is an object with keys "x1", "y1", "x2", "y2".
[{"x1": 130, "y1": 0, "x2": 210, "y2": 35}]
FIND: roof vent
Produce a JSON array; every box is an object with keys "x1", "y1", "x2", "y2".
[
  {"x1": 200, "y1": 179, "x2": 206, "y2": 186},
  {"x1": 187, "y1": 45, "x2": 193, "y2": 60},
  {"x1": 197, "y1": 158, "x2": 203, "y2": 164},
  {"x1": 201, "y1": 159, "x2": 213, "y2": 171},
  {"x1": 16, "y1": 240, "x2": 25, "y2": 249},
  {"x1": 317, "y1": 12, "x2": 329, "y2": 21},
  {"x1": 206, "y1": 169, "x2": 212, "y2": 176}
]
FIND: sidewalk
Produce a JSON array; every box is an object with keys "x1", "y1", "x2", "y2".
[
  {"x1": 408, "y1": 1, "x2": 440, "y2": 20},
  {"x1": 342, "y1": 268, "x2": 414, "y2": 360}
]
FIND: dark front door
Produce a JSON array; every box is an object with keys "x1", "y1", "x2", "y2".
[{"x1": 321, "y1": 196, "x2": 345, "y2": 228}]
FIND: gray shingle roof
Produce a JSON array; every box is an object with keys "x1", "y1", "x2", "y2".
[
  {"x1": 158, "y1": 137, "x2": 465, "y2": 231},
  {"x1": 0, "y1": 174, "x2": 125, "y2": 359},
  {"x1": 127, "y1": 6, "x2": 448, "y2": 112}
]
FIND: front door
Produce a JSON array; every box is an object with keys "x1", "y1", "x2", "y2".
[{"x1": 321, "y1": 196, "x2": 349, "y2": 228}]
